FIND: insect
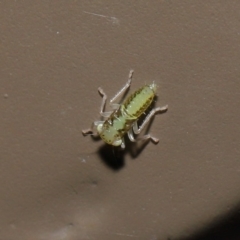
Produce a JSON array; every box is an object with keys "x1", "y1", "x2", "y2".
[{"x1": 82, "y1": 70, "x2": 168, "y2": 149}]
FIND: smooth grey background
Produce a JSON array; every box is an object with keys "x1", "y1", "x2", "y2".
[{"x1": 1, "y1": 1, "x2": 240, "y2": 240}]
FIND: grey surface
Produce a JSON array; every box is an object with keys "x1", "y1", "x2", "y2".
[{"x1": 1, "y1": 1, "x2": 240, "y2": 239}]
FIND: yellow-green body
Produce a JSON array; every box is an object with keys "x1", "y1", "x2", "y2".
[{"x1": 97, "y1": 82, "x2": 157, "y2": 146}]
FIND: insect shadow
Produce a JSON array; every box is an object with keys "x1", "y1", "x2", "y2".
[{"x1": 97, "y1": 98, "x2": 167, "y2": 170}]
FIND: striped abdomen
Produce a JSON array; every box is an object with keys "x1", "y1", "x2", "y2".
[{"x1": 122, "y1": 82, "x2": 157, "y2": 118}]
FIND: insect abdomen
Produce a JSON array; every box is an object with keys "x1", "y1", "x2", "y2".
[{"x1": 123, "y1": 82, "x2": 157, "y2": 118}]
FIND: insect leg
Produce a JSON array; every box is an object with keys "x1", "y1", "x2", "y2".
[
  {"x1": 131, "y1": 105, "x2": 168, "y2": 143},
  {"x1": 110, "y1": 103, "x2": 120, "y2": 110},
  {"x1": 110, "y1": 70, "x2": 134, "y2": 104},
  {"x1": 133, "y1": 105, "x2": 168, "y2": 134},
  {"x1": 98, "y1": 87, "x2": 113, "y2": 117},
  {"x1": 127, "y1": 128, "x2": 136, "y2": 142},
  {"x1": 82, "y1": 120, "x2": 104, "y2": 136},
  {"x1": 121, "y1": 138, "x2": 125, "y2": 149},
  {"x1": 128, "y1": 127, "x2": 159, "y2": 143}
]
